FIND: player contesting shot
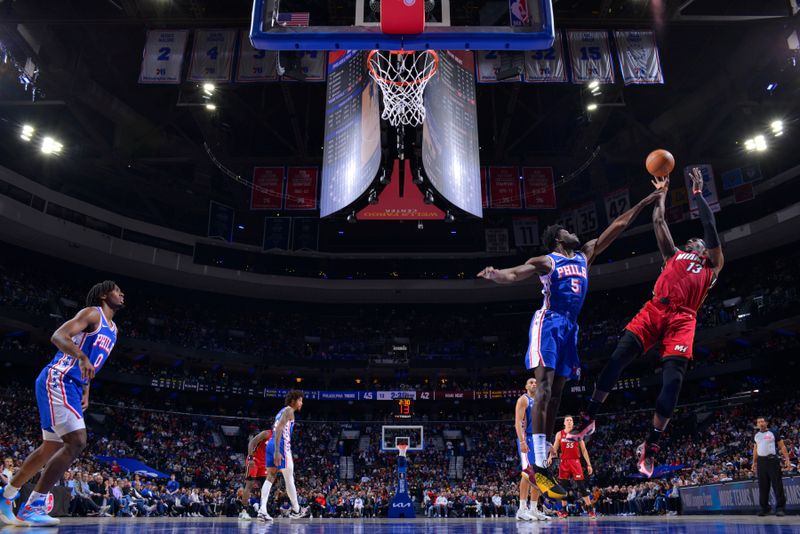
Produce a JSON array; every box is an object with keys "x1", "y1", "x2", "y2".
[
  {"x1": 570, "y1": 171, "x2": 724, "y2": 477},
  {"x1": 477, "y1": 181, "x2": 666, "y2": 498},
  {"x1": 0, "y1": 282, "x2": 123, "y2": 527}
]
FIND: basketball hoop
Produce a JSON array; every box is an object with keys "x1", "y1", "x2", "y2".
[
  {"x1": 397, "y1": 443, "x2": 410, "y2": 457},
  {"x1": 367, "y1": 49, "x2": 439, "y2": 128}
]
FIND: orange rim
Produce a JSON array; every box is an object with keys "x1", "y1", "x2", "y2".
[{"x1": 367, "y1": 49, "x2": 439, "y2": 87}]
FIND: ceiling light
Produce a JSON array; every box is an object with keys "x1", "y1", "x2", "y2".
[
  {"x1": 754, "y1": 135, "x2": 767, "y2": 151},
  {"x1": 203, "y1": 82, "x2": 216, "y2": 94},
  {"x1": 205, "y1": 103, "x2": 217, "y2": 111},
  {"x1": 744, "y1": 139, "x2": 756, "y2": 151},
  {"x1": 588, "y1": 80, "x2": 600, "y2": 90},
  {"x1": 40, "y1": 136, "x2": 63, "y2": 155},
  {"x1": 766, "y1": 83, "x2": 778, "y2": 92},
  {"x1": 770, "y1": 120, "x2": 783, "y2": 133},
  {"x1": 587, "y1": 103, "x2": 598, "y2": 111},
  {"x1": 20, "y1": 124, "x2": 34, "y2": 141}
]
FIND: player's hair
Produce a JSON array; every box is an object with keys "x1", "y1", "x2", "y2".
[
  {"x1": 756, "y1": 415, "x2": 767, "y2": 422},
  {"x1": 86, "y1": 281, "x2": 118, "y2": 307},
  {"x1": 542, "y1": 224, "x2": 564, "y2": 252},
  {"x1": 563, "y1": 414, "x2": 574, "y2": 421},
  {"x1": 285, "y1": 389, "x2": 304, "y2": 406}
]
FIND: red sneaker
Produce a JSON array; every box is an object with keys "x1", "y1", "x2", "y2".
[
  {"x1": 589, "y1": 510, "x2": 597, "y2": 519},
  {"x1": 556, "y1": 510, "x2": 568, "y2": 519}
]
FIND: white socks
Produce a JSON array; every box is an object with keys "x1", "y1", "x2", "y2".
[
  {"x1": 259, "y1": 479, "x2": 272, "y2": 512},
  {"x1": 533, "y1": 434, "x2": 547, "y2": 468},
  {"x1": 27, "y1": 491, "x2": 47, "y2": 506},
  {"x1": 2, "y1": 484, "x2": 19, "y2": 500}
]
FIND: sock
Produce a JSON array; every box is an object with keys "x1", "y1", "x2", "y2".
[
  {"x1": 519, "y1": 499, "x2": 527, "y2": 510},
  {"x1": 2, "y1": 484, "x2": 20, "y2": 499},
  {"x1": 259, "y1": 479, "x2": 272, "y2": 513},
  {"x1": 282, "y1": 469, "x2": 299, "y2": 512},
  {"x1": 647, "y1": 427, "x2": 663, "y2": 444},
  {"x1": 586, "y1": 400, "x2": 602, "y2": 419},
  {"x1": 532, "y1": 434, "x2": 547, "y2": 468},
  {"x1": 26, "y1": 491, "x2": 47, "y2": 506}
]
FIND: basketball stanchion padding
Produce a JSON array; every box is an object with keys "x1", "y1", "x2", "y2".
[{"x1": 380, "y1": 0, "x2": 425, "y2": 35}]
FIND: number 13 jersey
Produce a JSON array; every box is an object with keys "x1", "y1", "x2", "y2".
[{"x1": 654, "y1": 250, "x2": 716, "y2": 312}]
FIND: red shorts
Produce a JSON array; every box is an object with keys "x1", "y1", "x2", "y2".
[
  {"x1": 246, "y1": 456, "x2": 267, "y2": 480},
  {"x1": 625, "y1": 300, "x2": 697, "y2": 359},
  {"x1": 558, "y1": 458, "x2": 584, "y2": 481}
]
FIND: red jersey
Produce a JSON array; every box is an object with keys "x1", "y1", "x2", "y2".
[
  {"x1": 653, "y1": 250, "x2": 716, "y2": 312},
  {"x1": 253, "y1": 430, "x2": 271, "y2": 467},
  {"x1": 557, "y1": 431, "x2": 581, "y2": 460}
]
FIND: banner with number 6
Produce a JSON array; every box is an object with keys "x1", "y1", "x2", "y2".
[
  {"x1": 566, "y1": 30, "x2": 614, "y2": 84},
  {"x1": 188, "y1": 29, "x2": 237, "y2": 82},
  {"x1": 139, "y1": 30, "x2": 188, "y2": 84}
]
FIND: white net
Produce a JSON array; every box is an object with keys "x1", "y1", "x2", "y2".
[{"x1": 367, "y1": 50, "x2": 439, "y2": 128}]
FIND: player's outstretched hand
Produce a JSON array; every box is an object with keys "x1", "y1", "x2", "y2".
[
  {"x1": 79, "y1": 354, "x2": 96, "y2": 381},
  {"x1": 477, "y1": 266, "x2": 498, "y2": 280},
  {"x1": 689, "y1": 167, "x2": 703, "y2": 194},
  {"x1": 274, "y1": 451, "x2": 283, "y2": 466}
]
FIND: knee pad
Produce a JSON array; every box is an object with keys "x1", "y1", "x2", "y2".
[{"x1": 655, "y1": 358, "x2": 688, "y2": 419}]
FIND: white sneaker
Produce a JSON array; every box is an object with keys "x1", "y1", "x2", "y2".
[
  {"x1": 257, "y1": 510, "x2": 273, "y2": 522},
  {"x1": 515, "y1": 507, "x2": 534, "y2": 521},
  {"x1": 238, "y1": 510, "x2": 251, "y2": 520},
  {"x1": 529, "y1": 507, "x2": 549, "y2": 521}
]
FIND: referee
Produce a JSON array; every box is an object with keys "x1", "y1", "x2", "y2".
[{"x1": 753, "y1": 416, "x2": 791, "y2": 516}]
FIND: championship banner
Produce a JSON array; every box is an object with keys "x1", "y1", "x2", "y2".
[
  {"x1": 188, "y1": 29, "x2": 237, "y2": 82},
  {"x1": 512, "y1": 216, "x2": 540, "y2": 247},
  {"x1": 263, "y1": 217, "x2": 292, "y2": 250},
  {"x1": 476, "y1": 51, "x2": 522, "y2": 83},
  {"x1": 139, "y1": 30, "x2": 188, "y2": 84},
  {"x1": 208, "y1": 201, "x2": 234, "y2": 242},
  {"x1": 291, "y1": 218, "x2": 319, "y2": 251},
  {"x1": 250, "y1": 167, "x2": 284, "y2": 210},
  {"x1": 613, "y1": 30, "x2": 664, "y2": 85},
  {"x1": 683, "y1": 165, "x2": 721, "y2": 219},
  {"x1": 285, "y1": 167, "x2": 319, "y2": 210},
  {"x1": 554, "y1": 208, "x2": 577, "y2": 234},
  {"x1": 488, "y1": 167, "x2": 522, "y2": 208},
  {"x1": 524, "y1": 33, "x2": 567, "y2": 83},
  {"x1": 481, "y1": 167, "x2": 488, "y2": 209},
  {"x1": 236, "y1": 33, "x2": 278, "y2": 82},
  {"x1": 522, "y1": 167, "x2": 556, "y2": 209},
  {"x1": 604, "y1": 187, "x2": 630, "y2": 222},
  {"x1": 574, "y1": 201, "x2": 599, "y2": 235},
  {"x1": 566, "y1": 30, "x2": 614, "y2": 84}
]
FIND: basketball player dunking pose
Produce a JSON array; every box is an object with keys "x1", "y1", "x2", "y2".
[
  {"x1": 239, "y1": 428, "x2": 272, "y2": 520},
  {"x1": 479, "y1": 182, "x2": 665, "y2": 497},
  {"x1": 0, "y1": 282, "x2": 123, "y2": 526},
  {"x1": 570, "y1": 172, "x2": 724, "y2": 477},
  {"x1": 514, "y1": 378, "x2": 550, "y2": 521},
  {"x1": 258, "y1": 390, "x2": 309, "y2": 521},
  {"x1": 549, "y1": 416, "x2": 596, "y2": 519}
]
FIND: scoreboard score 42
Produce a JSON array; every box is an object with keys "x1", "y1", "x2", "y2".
[{"x1": 395, "y1": 398, "x2": 413, "y2": 420}]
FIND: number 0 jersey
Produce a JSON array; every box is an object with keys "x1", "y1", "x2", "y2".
[
  {"x1": 46, "y1": 306, "x2": 117, "y2": 386},
  {"x1": 653, "y1": 250, "x2": 716, "y2": 311}
]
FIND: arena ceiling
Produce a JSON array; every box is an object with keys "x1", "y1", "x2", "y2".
[{"x1": 0, "y1": 0, "x2": 798, "y2": 238}]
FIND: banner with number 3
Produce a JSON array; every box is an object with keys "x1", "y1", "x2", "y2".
[
  {"x1": 139, "y1": 30, "x2": 188, "y2": 84},
  {"x1": 188, "y1": 29, "x2": 237, "y2": 82}
]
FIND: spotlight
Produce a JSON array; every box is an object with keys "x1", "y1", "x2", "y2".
[
  {"x1": 368, "y1": 189, "x2": 378, "y2": 205},
  {"x1": 424, "y1": 190, "x2": 435, "y2": 204},
  {"x1": 744, "y1": 138, "x2": 756, "y2": 151},
  {"x1": 770, "y1": 120, "x2": 783, "y2": 136},
  {"x1": 20, "y1": 124, "x2": 34, "y2": 141},
  {"x1": 40, "y1": 136, "x2": 63, "y2": 155},
  {"x1": 413, "y1": 170, "x2": 424, "y2": 185},
  {"x1": 754, "y1": 135, "x2": 767, "y2": 151},
  {"x1": 378, "y1": 168, "x2": 390, "y2": 185},
  {"x1": 766, "y1": 83, "x2": 778, "y2": 92},
  {"x1": 203, "y1": 82, "x2": 216, "y2": 94},
  {"x1": 444, "y1": 211, "x2": 455, "y2": 224},
  {"x1": 205, "y1": 103, "x2": 217, "y2": 111},
  {"x1": 586, "y1": 103, "x2": 598, "y2": 111},
  {"x1": 347, "y1": 211, "x2": 357, "y2": 224},
  {"x1": 588, "y1": 80, "x2": 599, "y2": 89}
]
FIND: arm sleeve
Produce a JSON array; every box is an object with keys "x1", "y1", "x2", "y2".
[{"x1": 694, "y1": 192, "x2": 720, "y2": 249}]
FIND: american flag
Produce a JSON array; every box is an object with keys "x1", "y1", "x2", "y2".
[{"x1": 277, "y1": 12, "x2": 310, "y2": 27}]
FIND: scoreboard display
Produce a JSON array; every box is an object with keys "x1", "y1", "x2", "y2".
[{"x1": 395, "y1": 398, "x2": 413, "y2": 420}]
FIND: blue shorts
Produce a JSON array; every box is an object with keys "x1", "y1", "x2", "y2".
[
  {"x1": 525, "y1": 310, "x2": 581, "y2": 380},
  {"x1": 517, "y1": 435, "x2": 534, "y2": 469},
  {"x1": 35, "y1": 366, "x2": 85, "y2": 441},
  {"x1": 264, "y1": 439, "x2": 289, "y2": 469}
]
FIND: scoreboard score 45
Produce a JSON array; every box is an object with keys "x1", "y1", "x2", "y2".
[{"x1": 395, "y1": 398, "x2": 413, "y2": 420}]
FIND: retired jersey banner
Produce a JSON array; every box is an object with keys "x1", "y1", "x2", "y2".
[
  {"x1": 236, "y1": 33, "x2": 278, "y2": 82},
  {"x1": 488, "y1": 167, "x2": 522, "y2": 208},
  {"x1": 513, "y1": 216, "x2": 540, "y2": 247},
  {"x1": 139, "y1": 30, "x2": 188, "y2": 84},
  {"x1": 554, "y1": 208, "x2": 577, "y2": 234},
  {"x1": 573, "y1": 202, "x2": 599, "y2": 235},
  {"x1": 188, "y1": 29, "x2": 237, "y2": 82},
  {"x1": 263, "y1": 217, "x2": 291, "y2": 250},
  {"x1": 604, "y1": 187, "x2": 630, "y2": 222},
  {"x1": 524, "y1": 33, "x2": 567, "y2": 83},
  {"x1": 251, "y1": 167, "x2": 284, "y2": 210},
  {"x1": 522, "y1": 167, "x2": 556, "y2": 209},
  {"x1": 485, "y1": 229, "x2": 510, "y2": 253},
  {"x1": 208, "y1": 201, "x2": 234, "y2": 241},
  {"x1": 285, "y1": 167, "x2": 319, "y2": 210},
  {"x1": 476, "y1": 51, "x2": 522, "y2": 83},
  {"x1": 684, "y1": 165, "x2": 721, "y2": 219},
  {"x1": 567, "y1": 30, "x2": 614, "y2": 84},
  {"x1": 291, "y1": 218, "x2": 319, "y2": 251},
  {"x1": 613, "y1": 30, "x2": 664, "y2": 85},
  {"x1": 287, "y1": 51, "x2": 326, "y2": 82}
]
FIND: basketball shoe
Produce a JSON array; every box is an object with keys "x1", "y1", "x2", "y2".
[
  {"x1": 257, "y1": 509, "x2": 273, "y2": 522},
  {"x1": 0, "y1": 491, "x2": 23, "y2": 526},
  {"x1": 16, "y1": 497, "x2": 60, "y2": 527},
  {"x1": 522, "y1": 464, "x2": 567, "y2": 499},
  {"x1": 568, "y1": 414, "x2": 596, "y2": 440},
  {"x1": 515, "y1": 506, "x2": 534, "y2": 521},
  {"x1": 636, "y1": 441, "x2": 660, "y2": 478},
  {"x1": 289, "y1": 505, "x2": 309, "y2": 519}
]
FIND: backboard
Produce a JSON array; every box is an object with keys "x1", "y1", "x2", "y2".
[
  {"x1": 381, "y1": 425, "x2": 424, "y2": 452},
  {"x1": 250, "y1": 0, "x2": 555, "y2": 51}
]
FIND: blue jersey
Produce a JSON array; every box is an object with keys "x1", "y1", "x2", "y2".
[
  {"x1": 269, "y1": 406, "x2": 295, "y2": 453},
  {"x1": 523, "y1": 394, "x2": 534, "y2": 435},
  {"x1": 46, "y1": 307, "x2": 117, "y2": 386},
  {"x1": 538, "y1": 252, "x2": 589, "y2": 320}
]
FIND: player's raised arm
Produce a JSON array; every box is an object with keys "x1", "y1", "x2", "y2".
[
  {"x1": 689, "y1": 167, "x2": 724, "y2": 274},
  {"x1": 652, "y1": 177, "x2": 678, "y2": 261},
  {"x1": 477, "y1": 255, "x2": 552, "y2": 284},
  {"x1": 581, "y1": 178, "x2": 667, "y2": 265},
  {"x1": 51, "y1": 307, "x2": 102, "y2": 381}
]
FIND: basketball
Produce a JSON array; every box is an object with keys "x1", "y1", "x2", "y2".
[{"x1": 645, "y1": 149, "x2": 675, "y2": 177}]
